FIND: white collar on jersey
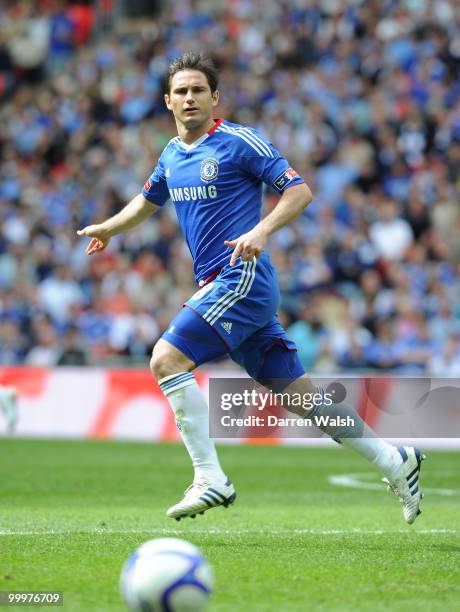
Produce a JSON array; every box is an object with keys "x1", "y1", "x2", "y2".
[{"x1": 176, "y1": 132, "x2": 210, "y2": 151}]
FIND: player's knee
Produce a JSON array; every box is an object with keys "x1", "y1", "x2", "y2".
[
  {"x1": 150, "y1": 342, "x2": 191, "y2": 380},
  {"x1": 150, "y1": 345, "x2": 172, "y2": 380}
]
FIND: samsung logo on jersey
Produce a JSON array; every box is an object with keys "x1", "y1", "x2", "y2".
[{"x1": 170, "y1": 185, "x2": 218, "y2": 202}]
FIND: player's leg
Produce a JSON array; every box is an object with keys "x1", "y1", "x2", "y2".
[
  {"x1": 150, "y1": 307, "x2": 235, "y2": 520},
  {"x1": 281, "y1": 374, "x2": 425, "y2": 524},
  {"x1": 150, "y1": 337, "x2": 227, "y2": 484},
  {"x1": 233, "y1": 318, "x2": 425, "y2": 524},
  {"x1": 279, "y1": 374, "x2": 405, "y2": 473},
  {"x1": 155, "y1": 257, "x2": 280, "y2": 520}
]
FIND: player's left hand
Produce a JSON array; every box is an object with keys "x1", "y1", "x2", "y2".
[{"x1": 224, "y1": 228, "x2": 268, "y2": 266}]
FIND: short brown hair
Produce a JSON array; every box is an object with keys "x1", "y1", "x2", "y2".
[{"x1": 167, "y1": 52, "x2": 219, "y2": 93}]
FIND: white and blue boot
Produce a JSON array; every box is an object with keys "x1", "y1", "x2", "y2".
[
  {"x1": 382, "y1": 446, "x2": 426, "y2": 524},
  {"x1": 167, "y1": 478, "x2": 236, "y2": 521}
]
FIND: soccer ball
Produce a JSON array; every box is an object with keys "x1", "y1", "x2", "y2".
[{"x1": 120, "y1": 537, "x2": 214, "y2": 611}]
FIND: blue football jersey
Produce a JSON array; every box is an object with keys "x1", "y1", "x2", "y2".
[{"x1": 142, "y1": 118, "x2": 304, "y2": 283}]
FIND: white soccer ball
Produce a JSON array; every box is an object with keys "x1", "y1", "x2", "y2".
[{"x1": 120, "y1": 537, "x2": 214, "y2": 611}]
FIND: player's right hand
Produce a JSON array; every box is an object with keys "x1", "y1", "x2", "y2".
[{"x1": 77, "y1": 225, "x2": 111, "y2": 255}]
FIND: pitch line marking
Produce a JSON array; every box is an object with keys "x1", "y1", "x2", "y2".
[
  {"x1": 328, "y1": 473, "x2": 458, "y2": 496},
  {"x1": 0, "y1": 528, "x2": 457, "y2": 537}
]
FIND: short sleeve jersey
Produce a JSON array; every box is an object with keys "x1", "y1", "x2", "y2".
[{"x1": 142, "y1": 118, "x2": 304, "y2": 283}]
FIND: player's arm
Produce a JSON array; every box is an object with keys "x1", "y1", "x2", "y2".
[
  {"x1": 254, "y1": 182, "x2": 312, "y2": 237},
  {"x1": 77, "y1": 193, "x2": 159, "y2": 255},
  {"x1": 225, "y1": 183, "x2": 312, "y2": 266}
]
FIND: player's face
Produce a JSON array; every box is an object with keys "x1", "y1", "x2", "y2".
[{"x1": 165, "y1": 70, "x2": 219, "y2": 130}]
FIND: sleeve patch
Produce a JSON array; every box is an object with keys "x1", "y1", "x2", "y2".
[
  {"x1": 273, "y1": 167, "x2": 300, "y2": 191},
  {"x1": 143, "y1": 177, "x2": 152, "y2": 192}
]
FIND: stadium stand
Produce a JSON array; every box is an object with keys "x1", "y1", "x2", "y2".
[{"x1": 0, "y1": 0, "x2": 459, "y2": 372}]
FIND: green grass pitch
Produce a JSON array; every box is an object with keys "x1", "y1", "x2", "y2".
[{"x1": 0, "y1": 439, "x2": 459, "y2": 611}]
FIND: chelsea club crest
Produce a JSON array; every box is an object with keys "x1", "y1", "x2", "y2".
[{"x1": 200, "y1": 157, "x2": 219, "y2": 182}]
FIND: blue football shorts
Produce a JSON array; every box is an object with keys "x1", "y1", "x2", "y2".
[{"x1": 161, "y1": 254, "x2": 305, "y2": 387}]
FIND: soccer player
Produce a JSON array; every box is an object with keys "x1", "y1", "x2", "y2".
[
  {"x1": 78, "y1": 52, "x2": 424, "y2": 524},
  {"x1": 0, "y1": 385, "x2": 18, "y2": 435}
]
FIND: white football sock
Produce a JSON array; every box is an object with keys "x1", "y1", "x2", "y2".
[
  {"x1": 311, "y1": 400, "x2": 403, "y2": 478},
  {"x1": 159, "y1": 372, "x2": 227, "y2": 485},
  {"x1": 340, "y1": 435, "x2": 403, "y2": 478}
]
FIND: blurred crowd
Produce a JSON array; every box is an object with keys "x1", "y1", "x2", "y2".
[{"x1": 0, "y1": 0, "x2": 459, "y2": 373}]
